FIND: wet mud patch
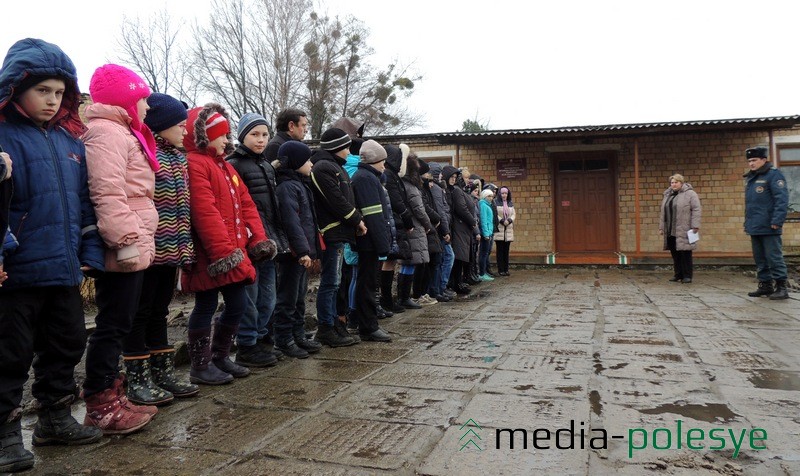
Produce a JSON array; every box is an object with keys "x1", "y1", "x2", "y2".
[
  {"x1": 557, "y1": 385, "x2": 583, "y2": 394},
  {"x1": 262, "y1": 415, "x2": 440, "y2": 470},
  {"x1": 638, "y1": 402, "x2": 741, "y2": 423},
  {"x1": 589, "y1": 390, "x2": 603, "y2": 416},
  {"x1": 327, "y1": 386, "x2": 462, "y2": 425},
  {"x1": 608, "y1": 336, "x2": 674, "y2": 346},
  {"x1": 747, "y1": 369, "x2": 800, "y2": 391}
]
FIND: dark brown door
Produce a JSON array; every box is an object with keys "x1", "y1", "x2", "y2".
[{"x1": 554, "y1": 152, "x2": 617, "y2": 252}]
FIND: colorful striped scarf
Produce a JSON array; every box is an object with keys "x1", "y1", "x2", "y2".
[{"x1": 152, "y1": 135, "x2": 195, "y2": 267}]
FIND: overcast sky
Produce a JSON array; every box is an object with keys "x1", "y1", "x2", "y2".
[{"x1": 1, "y1": 0, "x2": 797, "y2": 134}]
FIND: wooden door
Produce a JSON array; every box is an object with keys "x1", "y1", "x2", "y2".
[{"x1": 554, "y1": 152, "x2": 617, "y2": 252}]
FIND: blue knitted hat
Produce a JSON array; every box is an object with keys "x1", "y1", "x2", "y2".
[
  {"x1": 144, "y1": 93, "x2": 188, "y2": 133},
  {"x1": 278, "y1": 141, "x2": 312, "y2": 170}
]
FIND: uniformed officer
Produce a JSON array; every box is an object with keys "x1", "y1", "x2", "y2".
[{"x1": 744, "y1": 146, "x2": 790, "y2": 300}]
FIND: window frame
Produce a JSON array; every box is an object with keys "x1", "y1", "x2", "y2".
[{"x1": 775, "y1": 143, "x2": 800, "y2": 221}]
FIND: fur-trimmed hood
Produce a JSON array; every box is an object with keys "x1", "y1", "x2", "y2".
[
  {"x1": 385, "y1": 144, "x2": 408, "y2": 177},
  {"x1": 184, "y1": 102, "x2": 234, "y2": 157}
]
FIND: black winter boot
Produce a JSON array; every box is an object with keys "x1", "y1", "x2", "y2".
[
  {"x1": 314, "y1": 324, "x2": 355, "y2": 347},
  {"x1": 748, "y1": 281, "x2": 774, "y2": 297},
  {"x1": 397, "y1": 274, "x2": 421, "y2": 309},
  {"x1": 769, "y1": 280, "x2": 790, "y2": 300},
  {"x1": 188, "y1": 327, "x2": 233, "y2": 385},
  {"x1": 0, "y1": 411, "x2": 33, "y2": 473},
  {"x1": 212, "y1": 323, "x2": 250, "y2": 378},
  {"x1": 257, "y1": 335, "x2": 284, "y2": 361},
  {"x1": 294, "y1": 330, "x2": 323, "y2": 353},
  {"x1": 335, "y1": 318, "x2": 360, "y2": 344},
  {"x1": 375, "y1": 292, "x2": 393, "y2": 319},
  {"x1": 123, "y1": 355, "x2": 174, "y2": 406},
  {"x1": 236, "y1": 343, "x2": 278, "y2": 367},
  {"x1": 275, "y1": 340, "x2": 309, "y2": 359},
  {"x1": 381, "y1": 270, "x2": 404, "y2": 313},
  {"x1": 32, "y1": 395, "x2": 103, "y2": 446},
  {"x1": 346, "y1": 309, "x2": 360, "y2": 331},
  {"x1": 150, "y1": 349, "x2": 200, "y2": 397}
]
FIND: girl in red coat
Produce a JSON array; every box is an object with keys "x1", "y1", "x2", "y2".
[{"x1": 182, "y1": 103, "x2": 276, "y2": 385}]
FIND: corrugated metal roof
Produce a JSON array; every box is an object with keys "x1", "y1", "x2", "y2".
[{"x1": 433, "y1": 115, "x2": 800, "y2": 143}]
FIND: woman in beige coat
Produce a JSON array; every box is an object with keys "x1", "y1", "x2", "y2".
[
  {"x1": 493, "y1": 186, "x2": 515, "y2": 276},
  {"x1": 659, "y1": 174, "x2": 701, "y2": 283}
]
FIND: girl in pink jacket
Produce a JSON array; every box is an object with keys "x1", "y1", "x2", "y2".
[{"x1": 81, "y1": 64, "x2": 158, "y2": 435}]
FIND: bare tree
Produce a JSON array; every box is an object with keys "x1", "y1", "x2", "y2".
[
  {"x1": 341, "y1": 60, "x2": 425, "y2": 136},
  {"x1": 256, "y1": 0, "x2": 309, "y2": 123},
  {"x1": 115, "y1": 0, "x2": 423, "y2": 133},
  {"x1": 116, "y1": 9, "x2": 198, "y2": 104},
  {"x1": 188, "y1": 0, "x2": 310, "y2": 123},
  {"x1": 188, "y1": 0, "x2": 256, "y2": 119},
  {"x1": 302, "y1": 13, "x2": 425, "y2": 137},
  {"x1": 303, "y1": 12, "x2": 350, "y2": 138}
]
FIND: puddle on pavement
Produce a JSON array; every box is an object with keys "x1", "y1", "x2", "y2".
[
  {"x1": 589, "y1": 390, "x2": 603, "y2": 416},
  {"x1": 593, "y1": 352, "x2": 629, "y2": 375},
  {"x1": 638, "y1": 403, "x2": 741, "y2": 423},
  {"x1": 375, "y1": 392, "x2": 436, "y2": 418},
  {"x1": 608, "y1": 337, "x2": 673, "y2": 346},
  {"x1": 460, "y1": 290, "x2": 491, "y2": 301},
  {"x1": 280, "y1": 389, "x2": 307, "y2": 397},
  {"x1": 557, "y1": 386, "x2": 583, "y2": 394},
  {"x1": 654, "y1": 353, "x2": 683, "y2": 362},
  {"x1": 747, "y1": 369, "x2": 800, "y2": 391},
  {"x1": 352, "y1": 445, "x2": 389, "y2": 458}
]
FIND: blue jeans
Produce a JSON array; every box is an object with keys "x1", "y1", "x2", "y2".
[
  {"x1": 237, "y1": 260, "x2": 276, "y2": 346},
  {"x1": 751, "y1": 234, "x2": 788, "y2": 281},
  {"x1": 316, "y1": 242, "x2": 343, "y2": 326},
  {"x1": 439, "y1": 242, "x2": 455, "y2": 294},
  {"x1": 479, "y1": 237, "x2": 492, "y2": 275},
  {"x1": 349, "y1": 265, "x2": 358, "y2": 311}
]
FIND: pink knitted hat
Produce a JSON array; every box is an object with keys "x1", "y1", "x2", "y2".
[
  {"x1": 89, "y1": 64, "x2": 158, "y2": 170},
  {"x1": 89, "y1": 64, "x2": 150, "y2": 124}
]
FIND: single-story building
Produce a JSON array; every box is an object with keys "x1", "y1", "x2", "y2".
[{"x1": 372, "y1": 115, "x2": 800, "y2": 265}]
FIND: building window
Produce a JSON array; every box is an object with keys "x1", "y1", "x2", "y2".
[{"x1": 776, "y1": 144, "x2": 800, "y2": 221}]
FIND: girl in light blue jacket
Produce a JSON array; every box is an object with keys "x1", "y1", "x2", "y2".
[{"x1": 478, "y1": 189, "x2": 495, "y2": 281}]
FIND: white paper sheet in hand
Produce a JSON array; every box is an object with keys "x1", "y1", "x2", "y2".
[{"x1": 687, "y1": 230, "x2": 700, "y2": 244}]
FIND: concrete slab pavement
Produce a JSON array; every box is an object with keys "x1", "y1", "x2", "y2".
[{"x1": 22, "y1": 269, "x2": 800, "y2": 475}]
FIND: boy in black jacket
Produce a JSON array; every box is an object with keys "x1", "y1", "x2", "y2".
[
  {"x1": 227, "y1": 113, "x2": 290, "y2": 366},
  {"x1": 310, "y1": 128, "x2": 365, "y2": 347},
  {"x1": 350, "y1": 140, "x2": 393, "y2": 342}
]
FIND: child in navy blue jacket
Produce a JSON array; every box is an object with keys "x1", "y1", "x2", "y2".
[
  {"x1": 273, "y1": 141, "x2": 323, "y2": 358},
  {"x1": 351, "y1": 140, "x2": 393, "y2": 342},
  {"x1": 0, "y1": 38, "x2": 105, "y2": 473}
]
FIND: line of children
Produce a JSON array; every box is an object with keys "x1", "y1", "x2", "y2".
[{"x1": 0, "y1": 38, "x2": 502, "y2": 472}]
